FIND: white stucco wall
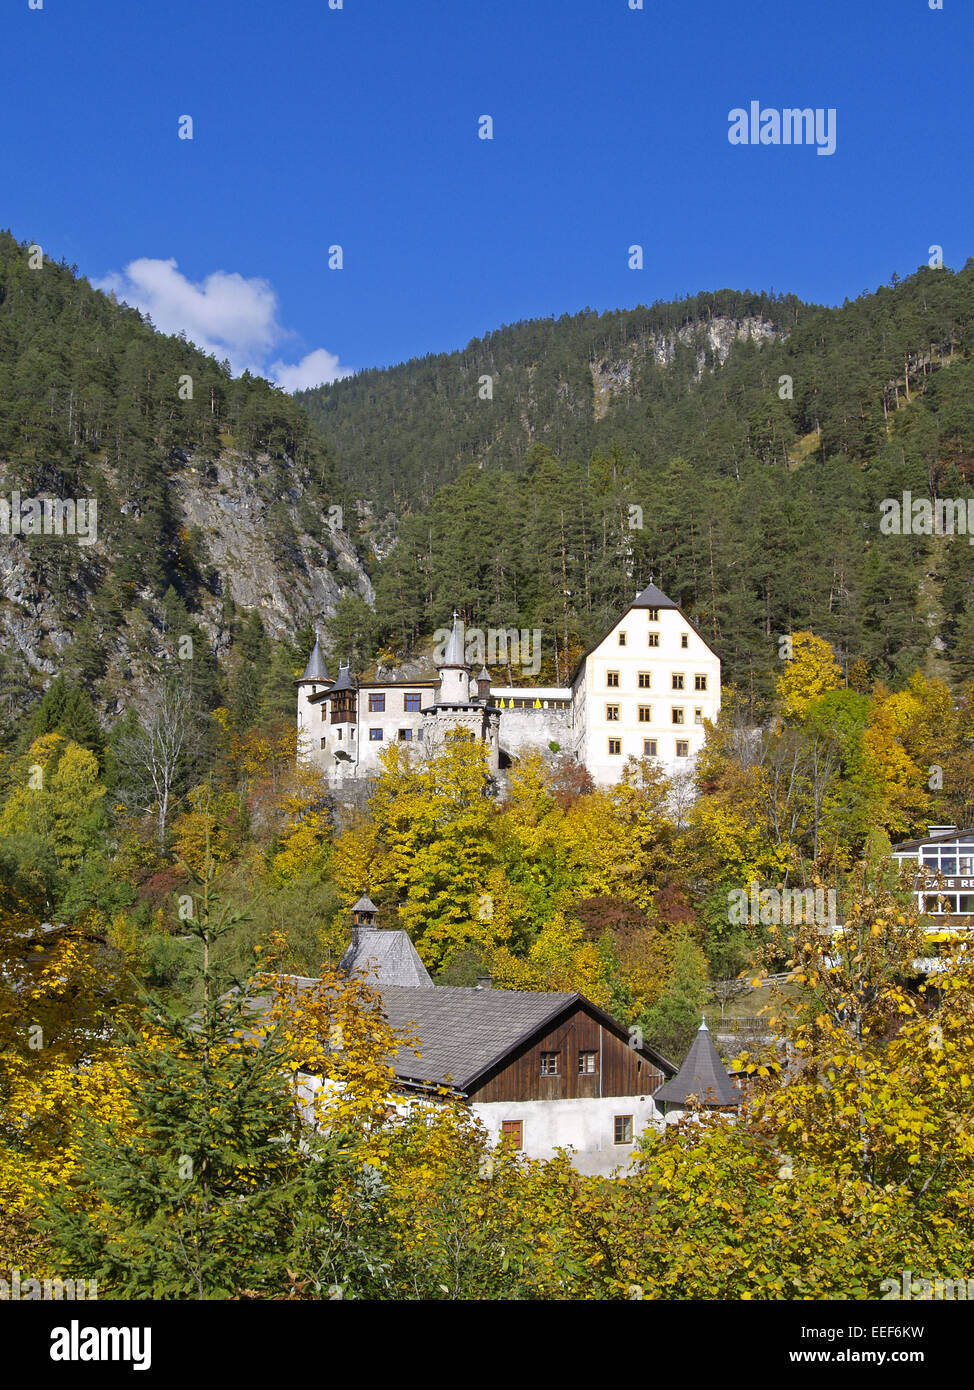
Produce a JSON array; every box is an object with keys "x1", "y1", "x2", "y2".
[
  {"x1": 471, "y1": 1095, "x2": 664, "y2": 1176},
  {"x1": 579, "y1": 605, "x2": 721, "y2": 786}
]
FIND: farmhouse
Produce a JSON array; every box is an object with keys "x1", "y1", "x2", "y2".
[{"x1": 288, "y1": 896, "x2": 677, "y2": 1176}]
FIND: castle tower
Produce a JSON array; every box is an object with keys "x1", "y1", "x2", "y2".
[
  {"x1": 296, "y1": 631, "x2": 332, "y2": 764},
  {"x1": 436, "y1": 611, "x2": 469, "y2": 705}
]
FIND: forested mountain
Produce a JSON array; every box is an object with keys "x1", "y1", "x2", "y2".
[
  {"x1": 4, "y1": 226, "x2": 974, "y2": 723},
  {"x1": 0, "y1": 230, "x2": 370, "y2": 729},
  {"x1": 302, "y1": 265, "x2": 974, "y2": 698}
]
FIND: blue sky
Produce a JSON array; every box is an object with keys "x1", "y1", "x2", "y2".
[{"x1": 3, "y1": 0, "x2": 970, "y2": 385}]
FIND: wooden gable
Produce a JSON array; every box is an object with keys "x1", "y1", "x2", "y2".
[{"x1": 466, "y1": 999, "x2": 666, "y2": 1103}]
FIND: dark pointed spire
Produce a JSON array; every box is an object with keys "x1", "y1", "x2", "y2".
[
  {"x1": 440, "y1": 609, "x2": 467, "y2": 670},
  {"x1": 654, "y1": 1017, "x2": 739, "y2": 1108},
  {"x1": 301, "y1": 630, "x2": 331, "y2": 682},
  {"x1": 330, "y1": 660, "x2": 354, "y2": 693}
]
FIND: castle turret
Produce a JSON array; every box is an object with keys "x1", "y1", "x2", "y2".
[
  {"x1": 436, "y1": 611, "x2": 470, "y2": 706},
  {"x1": 296, "y1": 630, "x2": 333, "y2": 748}
]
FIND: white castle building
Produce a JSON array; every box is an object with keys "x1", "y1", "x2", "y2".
[{"x1": 297, "y1": 581, "x2": 721, "y2": 789}]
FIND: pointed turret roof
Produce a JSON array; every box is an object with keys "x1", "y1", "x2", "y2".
[
  {"x1": 477, "y1": 666, "x2": 490, "y2": 682},
  {"x1": 440, "y1": 610, "x2": 467, "y2": 670},
  {"x1": 329, "y1": 661, "x2": 355, "y2": 693},
  {"x1": 352, "y1": 894, "x2": 378, "y2": 915},
  {"x1": 632, "y1": 579, "x2": 677, "y2": 610},
  {"x1": 653, "y1": 1018, "x2": 739, "y2": 1108},
  {"x1": 301, "y1": 631, "x2": 331, "y2": 682},
  {"x1": 338, "y1": 927, "x2": 435, "y2": 989}
]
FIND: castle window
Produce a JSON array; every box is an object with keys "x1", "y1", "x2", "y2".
[
  {"x1": 694, "y1": 708, "x2": 703, "y2": 724},
  {"x1": 404, "y1": 692, "x2": 421, "y2": 711},
  {"x1": 646, "y1": 607, "x2": 659, "y2": 621},
  {"x1": 672, "y1": 673, "x2": 685, "y2": 690},
  {"x1": 694, "y1": 674, "x2": 708, "y2": 691},
  {"x1": 606, "y1": 704, "x2": 620, "y2": 721},
  {"x1": 618, "y1": 631, "x2": 627, "y2": 646},
  {"x1": 369, "y1": 728, "x2": 383, "y2": 741},
  {"x1": 606, "y1": 671, "x2": 620, "y2": 687},
  {"x1": 638, "y1": 672, "x2": 652, "y2": 688},
  {"x1": 638, "y1": 706, "x2": 652, "y2": 722},
  {"x1": 614, "y1": 1115, "x2": 633, "y2": 1144},
  {"x1": 681, "y1": 633, "x2": 689, "y2": 649},
  {"x1": 320, "y1": 705, "x2": 325, "y2": 721},
  {"x1": 368, "y1": 693, "x2": 385, "y2": 713},
  {"x1": 608, "y1": 738, "x2": 622, "y2": 755},
  {"x1": 647, "y1": 632, "x2": 660, "y2": 648},
  {"x1": 672, "y1": 707, "x2": 684, "y2": 724},
  {"x1": 320, "y1": 737, "x2": 326, "y2": 749},
  {"x1": 398, "y1": 728, "x2": 413, "y2": 741},
  {"x1": 676, "y1": 740, "x2": 689, "y2": 757},
  {"x1": 643, "y1": 739, "x2": 657, "y2": 757}
]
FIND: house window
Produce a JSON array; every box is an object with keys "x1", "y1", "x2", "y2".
[
  {"x1": 608, "y1": 738, "x2": 622, "y2": 755},
  {"x1": 646, "y1": 607, "x2": 659, "y2": 621},
  {"x1": 694, "y1": 708, "x2": 703, "y2": 724},
  {"x1": 369, "y1": 728, "x2": 383, "y2": 741},
  {"x1": 606, "y1": 704, "x2": 620, "y2": 721},
  {"x1": 672, "y1": 673, "x2": 685, "y2": 690},
  {"x1": 638, "y1": 672, "x2": 652, "y2": 688},
  {"x1": 336, "y1": 727, "x2": 343, "y2": 741},
  {"x1": 643, "y1": 739, "x2": 657, "y2": 757},
  {"x1": 398, "y1": 728, "x2": 413, "y2": 741},
  {"x1": 672, "y1": 707, "x2": 684, "y2": 724},
  {"x1": 676, "y1": 740, "x2": 689, "y2": 757},
  {"x1": 404, "y1": 692, "x2": 421, "y2": 712},
  {"x1": 578, "y1": 1051, "x2": 597, "y2": 1074},
  {"x1": 638, "y1": 706, "x2": 652, "y2": 722},
  {"x1": 694, "y1": 674, "x2": 708, "y2": 691},
  {"x1": 606, "y1": 671, "x2": 620, "y2": 687},
  {"x1": 681, "y1": 633, "x2": 689, "y2": 649},
  {"x1": 614, "y1": 1115, "x2": 633, "y2": 1144},
  {"x1": 368, "y1": 693, "x2": 385, "y2": 712},
  {"x1": 320, "y1": 737, "x2": 327, "y2": 749},
  {"x1": 618, "y1": 631, "x2": 627, "y2": 647},
  {"x1": 647, "y1": 632, "x2": 660, "y2": 648},
  {"x1": 501, "y1": 1120, "x2": 523, "y2": 1150},
  {"x1": 540, "y1": 1052, "x2": 560, "y2": 1076},
  {"x1": 320, "y1": 705, "x2": 325, "y2": 721}
]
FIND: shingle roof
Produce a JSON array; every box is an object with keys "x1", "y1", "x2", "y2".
[
  {"x1": 301, "y1": 632, "x2": 331, "y2": 682},
  {"x1": 891, "y1": 827, "x2": 974, "y2": 853},
  {"x1": 654, "y1": 1019, "x2": 739, "y2": 1107},
  {"x1": 338, "y1": 928, "x2": 434, "y2": 989},
  {"x1": 440, "y1": 612, "x2": 467, "y2": 669},
  {"x1": 377, "y1": 984, "x2": 576, "y2": 1090},
  {"x1": 631, "y1": 580, "x2": 677, "y2": 609}
]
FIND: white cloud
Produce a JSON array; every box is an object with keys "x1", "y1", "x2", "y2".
[
  {"x1": 94, "y1": 257, "x2": 351, "y2": 389},
  {"x1": 269, "y1": 347, "x2": 353, "y2": 392}
]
